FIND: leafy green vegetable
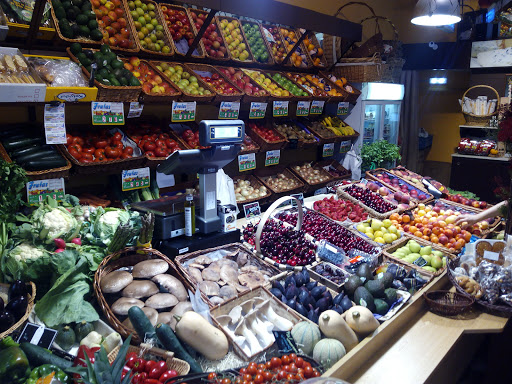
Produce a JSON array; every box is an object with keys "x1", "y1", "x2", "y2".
[
  {"x1": 446, "y1": 188, "x2": 480, "y2": 200},
  {"x1": 35, "y1": 259, "x2": 99, "y2": 328},
  {"x1": 31, "y1": 204, "x2": 81, "y2": 244},
  {"x1": 83, "y1": 207, "x2": 141, "y2": 247},
  {"x1": 1, "y1": 241, "x2": 53, "y2": 283},
  {"x1": 361, "y1": 140, "x2": 402, "y2": 170}
]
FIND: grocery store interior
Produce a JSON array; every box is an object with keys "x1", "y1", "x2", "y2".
[{"x1": 1, "y1": 0, "x2": 512, "y2": 384}]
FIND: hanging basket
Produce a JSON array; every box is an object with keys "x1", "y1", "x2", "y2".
[{"x1": 461, "y1": 85, "x2": 500, "y2": 126}]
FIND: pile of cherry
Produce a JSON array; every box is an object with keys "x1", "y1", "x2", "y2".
[{"x1": 343, "y1": 185, "x2": 396, "y2": 214}]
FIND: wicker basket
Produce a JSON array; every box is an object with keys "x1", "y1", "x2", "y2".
[
  {"x1": 241, "y1": 68, "x2": 290, "y2": 102},
  {"x1": 288, "y1": 162, "x2": 335, "y2": 191},
  {"x1": 279, "y1": 26, "x2": 313, "y2": 69},
  {"x1": 282, "y1": 72, "x2": 329, "y2": 101},
  {"x1": 296, "y1": 28, "x2": 328, "y2": 68},
  {"x1": 215, "y1": 15, "x2": 255, "y2": 64},
  {"x1": 262, "y1": 69, "x2": 312, "y2": 102},
  {"x1": 260, "y1": 23, "x2": 291, "y2": 66},
  {"x1": 0, "y1": 282, "x2": 36, "y2": 339},
  {"x1": 305, "y1": 121, "x2": 340, "y2": 145},
  {"x1": 424, "y1": 291, "x2": 474, "y2": 316},
  {"x1": 187, "y1": 9, "x2": 231, "y2": 62},
  {"x1": 337, "y1": 183, "x2": 400, "y2": 220},
  {"x1": 313, "y1": 159, "x2": 351, "y2": 182},
  {"x1": 108, "y1": 343, "x2": 190, "y2": 376},
  {"x1": 0, "y1": 142, "x2": 71, "y2": 180},
  {"x1": 239, "y1": 133, "x2": 261, "y2": 154},
  {"x1": 126, "y1": 0, "x2": 175, "y2": 57},
  {"x1": 184, "y1": 63, "x2": 244, "y2": 102},
  {"x1": 94, "y1": 247, "x2": 194, "y2": 344},
  {"x1": 461, "y1": 85, "x2": 500, "y2": 126},
  {"x1": 332, "y1": 53, "x2": 385, "y2": 83},
  {"x1": 233, "y1": 174, "x2": 273, "y2": 207},
  {"x1": 66, "y1": 48, "x2": 142, "y2": 102},
  {"x1": 389, "y1": 166, "x2": 426, "y2": 190},
  {"x1": 255, "y1": 167, "x2": 305, "y2": 197},
  {"x1": 272, "y1": 120, "x2": 318, "y2": 149},
  {"x1": 157, "y1": 3, "x2": 205, "y2": 58},
  {"x1": 245, "y1": 121, "x2": 287, "y2": 151},
  {"x1": 320, "y1": 71, "x2": 361, "y2": 104},
  {"x1": 239, "y1": 20, "x2": 275, "y2": 66},
  {"x1": 214, "y1": 65, "x2": 269, "y2": 103},
  {"x1": 151, "y1": 61, "x2": 216, "y2": 102}
]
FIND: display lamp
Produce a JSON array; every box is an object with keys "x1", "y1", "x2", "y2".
[{"x1": 411, "y1": 0, "x2": 461, "y2": 26}]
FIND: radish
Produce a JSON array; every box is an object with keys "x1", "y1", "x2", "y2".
[
  {"x1": 54, "y1": 238, "x2": 66, "y2": 249},
  {"x1": 55, "y1": 248, "x2": 65, "y2": 253},
  {"x1": 71, "y1": 237, "x2": 82, "y2": 245}
]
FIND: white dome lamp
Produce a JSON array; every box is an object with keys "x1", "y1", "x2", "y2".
[{"x1": 411, "y1": 0, "x2": 461, "y2": 26}]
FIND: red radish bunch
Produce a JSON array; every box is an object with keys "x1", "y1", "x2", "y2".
[{"x1": 313, "y1": 196, "x2": 368, "y2": 222}]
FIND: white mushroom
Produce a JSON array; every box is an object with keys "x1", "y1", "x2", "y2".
[
  {"x1": 246, "y1": 311, "x2": 275, "y2": 348},
  {"x1": 145, "y1": 293, "x2": 179, "y2": 310},
  {"x1": 235, "y1": 319, "x2": 263, "y2": 355},
  {"x1": 132, "y1": 259, "x2": 169, "y2": 278},
  {"x1": 255, "y1": 300, "x2": 293, "y2": 331},
  {"x1": 101, "y1": 271, "x2": 133, "y2": 294},
  {"x1": 111, "y1": 297, "x2": 144, "y2": 316},
  {"x1": 122, "y1": 280, "x2": 159, "y2": 299},
  {"x1": 152, "y1": 274, "x2": 188, "y2": 301}
]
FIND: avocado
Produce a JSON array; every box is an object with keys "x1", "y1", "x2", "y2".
[
  {"x1": 384, "y1": 288, "x2": 398, "y2": 306},
  {"x1": 93, "y1": 51, "x2": 104, "y2": 62},
  {"x1": 81, "y1": 58, "x2": 92, "y2": 68},
  {"x1": 110, "y1": 78, "x2": 121, "y2": 86},
  {"x1": 344, "y1": 275, "x2": 363, "y2": 297},
  {"x1": 374, "y1": 299, "x2": 389, "y2": 315},
  {"x1": 76, "y1": 52, "x2": 87, "y2": 62},
  {"x1": 52, "y1": 0, "x2": 63, "y2": 7},
  {"x1": 71, "y1": 0, "x2": 83, "y2": 6},
  {"x1": 62, "y1": 1, "x2": 72, "y2": 10},
  {"x1": 354, "y1": 286, "x2": 375, "y2": 312},
  {"x1": 71, "y1": 5, "x2": 81, "y2": 15},
  {"x1": 122, "y1": 68, "x2": 132, "y2": 77},
  {"x1": 378, "y1": 272, "x2": 394, "y2": 289},
  {"x1": 70, "y1": 42, "x2": 82, "y2": 55},
  {"x1": 59, "y1": 18, "x2": 70, "y2": 29},
  {"x1": 364, "y1": 279, "x2": 385, "y2": 298},
  {"x1": 101, "y1": 78, "x2": 111, "y2": 86},
  {"x1": 54, "y1": 6, "x2": 66, "y2": 20},
  {"x1": 119, "y1": 77, "x2": 128, "y2": 86},
  {"x1": 90, "y1": 29, "x2": 103, "y2": 41},
  {"x1": 98, "y1": 68, "x2": 109, "y2": 78},
  {"x1": 356, "y1": 263, "x2": 373, "y2": 283},
  {"x1": 104, "y1": 64, "x2": 114, "y2": 73},
  {"x1": 84, "y1": 50, "x2": 94, "y2": 59},
  {"x1": 100, "y1": 44, "x2": 111, "y2": 54},
  {"x1": 113, "y1": 68, "x2": 123, "y2": 78},
  {"x1": 87, "y1": 11, "x2": 96, "y2": 20},
  {"x1": 61, "y1": 27, "x2": 74, "y2": 39},
  {"x1": 71, "y1": 23, "x2": 81, "y2": 36},
  {"x1": 94, "y1": 73, "x2": 104, "y2": 82},
  {"x1": 85, "y1": 65, "x2": 92, "y2": 73},
  {"x1": 82, "y1": 2, "x2": 92, "y2": 12},
  {"x1": 78, "y1": 25, "x2": 91, "y2": 37},
  {"x1": 129, "y1": 77, "x2": 140, "y2": 86},
  {"x1": 76, "y1": 14, "x2": 88, "y2": 25},
  {"x1": 111, "y1": 59, "x2": 124, "y2": 70},
  {"x1": 66, "y1": 8, "x2": 77, "y2": 21},
  {"x1": 88, "y1": 19, "x2": 98, "y2": 30},
  {"x1": 105, "y1": 51, "x2": 117, "y2": 64}
]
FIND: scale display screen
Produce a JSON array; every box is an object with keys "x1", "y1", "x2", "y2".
[
  {"x1": 199, "y1": 119, "x2": 244, "y2": 145},
  {"x1": 210, "y1": 126, "x2": 242, "y2": 140}
]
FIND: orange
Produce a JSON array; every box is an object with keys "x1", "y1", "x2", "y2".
[
  {"x1": 414, "y1": 231, "x2": 423, "y2": 238},
  {"x1": 390, "y1": 213, "x2": 400, "y2": 221},
  {"x1": 402, "y1": 215, "x2": 410, "y2": 223},
  {"x1": 422, "y1": 235, "x2": 430, "y2": 241},
  {"x1": 317, "y1": 47, "x2": 323, "y2": 56}
]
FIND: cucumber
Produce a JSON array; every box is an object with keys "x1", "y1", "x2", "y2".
[
  {"x1": 23, "y1": 158, "x2": 67, "y2": 171},
  {"x1": 155, "y1": 323, "x2": 203, "y2": 373},
  {"x1": 3, "y1": 137, "x2": 44, "y2": 151},
  {"x1": 20, "y1": 342, "x2": 74, "y2": 372},
  {"x1": 128, "y1": 306, "x2": 156, "y2": 342},
  {"x1": 15, "y1": 149, "x2": 58, "y2": 164},
  {"x1": 10, "y1": 144, "x2": 50, "y2": 158}
]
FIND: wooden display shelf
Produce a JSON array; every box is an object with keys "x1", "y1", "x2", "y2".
[{"x1": 451, "y1": 153, "x2": 510, "y2": 162}]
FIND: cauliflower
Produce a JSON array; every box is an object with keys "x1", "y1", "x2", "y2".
[
  {"x1": 99, "y1": 210, "x2": 124, "y2": 226},
  {"x1": 10, "y1": 242, "x2": 46, "y2": 261},
  {"x1": 42, "y1": 209, "x2": 75, "y2": 240},
  {"x1": 32, "y1": 206, "x2": 81, "y2": 244}
]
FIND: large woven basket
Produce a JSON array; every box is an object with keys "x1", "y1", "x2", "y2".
[
  {"x1": 332, "y1": 53, "x2": 385, "y2": 83},
  {"x1": 461, "y1": 85, "x2": 500, "y2": 126},
  {"x1": 0, "y1": 282, "x2": 36, "y2": 339},
  {"x1": 337, "y1": 183, "x2": 400, "y2": 220},
  {"x1": 94, "y1": 247, "x2": 195, "y2": 344},
  {"x1": 187, "y1": 8, "x2": 231, "y2": 62},
  {"x1": 184, "y1": 63, "x2": 244, "y2": 102},
  {"x1": 108, "y1": 343, "x2": 190, "y2": 376},
  {"x1": 424, "y1": 291, "x2": 474, "y2": 317},
  {"x1": 215, "y1": 15, "x2": 255, "y2": 64}
]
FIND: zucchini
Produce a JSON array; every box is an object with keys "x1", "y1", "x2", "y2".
[
  {"x1": 10, "y1": 144, "x2": 50, "y2": 158},
  {"x1": 23, "y1": 158, "x2": 67, "y2": 171},
  {"x1": 15, "y1": 149, "x2": 58, "y2": 164},
  {"x1": 20, "y1": 342, "x2": 74, "y2": 372},
  {"x1": 3, "y1": 137, "x2": 43, "y2": 151},
  {"x1": 0, "y1": 128, "x2": 28, "y2": 138},
  {"x1": 128, "y1": 306, "x2": 156, "y2": 341},
  {"x1": 155, "y1": 323, "x2": 203, "y2": 373}
]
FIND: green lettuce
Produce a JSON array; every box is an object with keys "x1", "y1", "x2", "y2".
[{"x1": 83, "y1": 207, "x2": 141, "y2": 247}]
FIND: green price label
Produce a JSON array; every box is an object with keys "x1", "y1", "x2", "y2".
[
  {"x1": 265, "y1": 150, "x2": 280, "y2": 166},
  {"x1": 339, "y1": 140, "x2": 351, "y2": 154},
  {"x1": 337, "y1": 102, "x2": 349, "y2": 115},
  {"x1": 296, "y1": 101, "x2": 310, "y2": 116},
  {"x1": 122, "y1": 167, "x2": 150, "y2": 191},
  {"x1": 249, "y1": 102, "x2": 267, "y2": 119},
  {"x1": 323, "y1": 143, "x2": 335, "y2": 157},
  {"x1": 273, "y1": 101, "x2": 289, "y2": 117},
  {"x1": 219, "y1": 101, "x2": 240, "y2": 119},
  {"x1": 26, "y1": 178, "x2": 65, "y2": 205},
  {"x1": 310, "y1": 100, "x2": 325, "y2": 115},
  {"x1": 172, "y1": 101, "x2": 196, "y2": 122},
  {"x1": 238, "y1": 153, "x2": 256, "y2": 172},
  {"x1": 91, "y1": 102, "x2": 124, "y2": 125}
]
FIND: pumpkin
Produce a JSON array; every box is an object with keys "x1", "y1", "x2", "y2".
[
  {"x1": 318, "y1": 310, "x2": 358, "y2": 351},
  {"x1": 55, "y1": 325, "x2": 76, "y2": 351},
  {"x1": 313, "y1": 338, "x2": 346, "y2": 369},
  {"x1": 345, "y1": 306, "x2": 380, "y2": 335},
  {"x1": 75, "y1": 321, "x2": 94, "y2": 341},
  {"x1": 291, "y1": 321, "x2": 321, "y2": 355}
]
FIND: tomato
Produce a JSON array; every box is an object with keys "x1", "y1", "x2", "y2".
[
  {"x1": 295, "y1": 357, "x2": 304, "y2": 368},
  {"x1": 69, "y1": 148, "x2": 81, "y2": 159},
  {"x1": 69, "y1": 143, "x2": 82, "y2": 153},
  {"x1": 239, "y1": 368, "x2": 247, "y2": 375},
  {"x1": 113, "y1": 132, "x2": 123, "y2": 141},
  {"x1": 303, "y1": 366, "x2": 313, "y2": 378},
  {"x1": 81, "y1": 158, "x2": 93, "y2": 163},
  {"x1": 281, "y1": 356, "x2": 291, "y2": 365},
  {"x1": 270, "y1": 358, "x2": 281, "y2": 369},
  {"x1": 207, "y1": 373, "x2": 217, "y2": 381},
  {"x1": 263, "y1": 371, "x2": 273, "y2": 381},
  {"x1": 144, "y1": 141, "x2": 156, "y2": 151},
  {"x1": 277, "y1": 370, "x2": 287, "y2": 380},
  {"x1": 66, "y1": 134, "x2": 73, "y2": 146},
  {"x1": 158, "y1": 133, "x2": 169, "y2": 140},
  {"x1": 83, "y1": 147, "x2": 95, "y2": 155},
  {"x1": 81, "y1": 152, "x2": 93, "y2": 161},
  {"x1": 313, "y1": 370, "x2": 320, "y2": 377},
  {"x1": 145, "y1": 151, "x2": 155, "y2": 157},
  {"x1": 72, "y1": 136, "x2": 84, "y2": 146},
  {"x1": 286, "y1": 374, "x2": 295, "y2": 381},
  {"x1": 242, "y1": 374, "x2": 252, "y2": 382},
  {"x1": 289, "y1": 354, "x2": 297, "y2": 361},
  {"x1": 105, "y1": 146, "x2": 120, "y2": 158},
  {"x1": 121, "y1": 153, "x2": 132, "y2": 159},
  {"x1": 122, "y1": 147, "x2": 133, "y2": 156},
  {"x1": 183, "y1": 129, "x2": 194, "y2": 139},
  {"x1": 253, "y1": 374, "x2": 264, "y2": 384},
  {"x1": 155, "y1": 148, "x2": 168, "y2": 157},
  {"x1": 288, "y1": 364, "x2": 298, "y2": 374},
  {"x1": 221, "y1": 379, "x2": 231, "y2": 384},
  {"x1": 94, "y1": 149, "x2": 105, "y2": 158},
  {"x1": 111, "y1": 140, "x2": 124, "y2": 149},
  {"x1": 265, "y1": 362, "x2": 272, "y2": 370},
  {"x1": 155, "y1": 139, "x2": 166, "y2": 148},
  {"x1": 95, "y1": 139, "x2": 108, "y2": 149}
]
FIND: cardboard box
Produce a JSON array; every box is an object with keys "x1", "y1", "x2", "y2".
[{"x1": 0, "y1": 47, "x2": 46, "y2": 102}]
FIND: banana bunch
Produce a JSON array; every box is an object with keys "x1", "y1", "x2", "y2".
[
  {"x1": 321, "y1": 116, "x2": 356, "y2": 136},
  {"x1": 0, "y1": 54, "x2": 36, "y2": 84}
]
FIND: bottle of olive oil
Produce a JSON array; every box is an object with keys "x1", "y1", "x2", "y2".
[{"x1": 184, "y1": 189, "x2": 195, "y2": 238}]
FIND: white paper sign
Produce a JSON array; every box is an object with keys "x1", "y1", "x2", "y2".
[
  {"x1": 44, "y1": 104, "x2": 66, "y2": 144},
  {"x1": 127, "y1": 102, "x2": 144, "y2": 118},
  {"x1": 156, "y1": 171, "x2": 176, "y2": 188}
]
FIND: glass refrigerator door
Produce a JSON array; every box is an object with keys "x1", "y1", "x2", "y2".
[
  {"x1": 363, "y1": 104, "x2": 381, "y2": 144},
  {"x1": 383, "y1": 103, "x2": 401, "y2": 145}
]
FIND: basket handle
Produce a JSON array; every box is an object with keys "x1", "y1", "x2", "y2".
[
  {"x1": 333, "y1": 2, "x2": 377, "y2": 18},
  {"x1": 461, "y1": 85, "x2": 500, "y2": 111},
  {"x1": 359, "y1": 15, "x2": 399, "y2": 40},
  {"x1": 140, "y1": 343, "x2": 175, "y2": 359}
]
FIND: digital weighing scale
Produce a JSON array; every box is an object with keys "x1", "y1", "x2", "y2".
[{"x1": 132, "y1": 120, "x2": 244, "y2": 257}]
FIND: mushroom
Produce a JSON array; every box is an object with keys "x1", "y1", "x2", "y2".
[
  {"x1": 228, "y1": 306, "x2": 243, "y2": 324},
  {"x1": 145, "y1": 293, "x2": 179, "y2": 310},
  {"x1": 216, "y1": 315, "x2": 247, "y2": 351},
  {"x1": 188, "y1": 267, "x2": 203, "y2": 283},
  {"x1": 152, "y1": 274, "x2": 188, "y2": 301},
  {"x1": 255, "y1": 300, "x2": 293, "y2": 331},
  {"x1": 209, "y1": 296, "x2": 224, "y2": 305},
  {"x1": 246, "y1": 311, "x2": 275, "y2": 348},
  {"x1": 132, "y1": 259, "x2": 169, "y2": 278},
  {"x1": 157, "y1": 312, "x2": 174, "y2": 327},
  {"x1": 101, "y1": 271, "x2": 133, "y2": 294},
  {"x1": 240, "y1": 299, "x2": 255, "y2": 315},
  {"x1": 122, "y1": 307, "x2": 158, "y2": 329},
  {"x1": 219, "y1": 285, "x2": 237, "y2": 300},
  {"x1": 198, "y1": 281, "x2": 220, "y2": 296},
  {"x1": 122, "y1": 280, "x2": 159, "y2": 299},
  {"x1": 111, "y1": 297, "x2": 144, "y2": 316},
  {"x1": 235, "y1": 319, "x2": 263, "y2": 356}
]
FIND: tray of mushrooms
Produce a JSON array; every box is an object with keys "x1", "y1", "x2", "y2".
[
  {"x1": 94, "y1": 248, "x2": 195, "y2": 342},
  {"x1": 175, "y1": 243, "x2": 286, "y2": 307},
  {"x1": 210, "y1": 286, "x2": 302, "y2": 360}
]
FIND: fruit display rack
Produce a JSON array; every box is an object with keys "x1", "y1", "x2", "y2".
[
  {"x1": 366, "y1": 168, "x2": 434, "y2": 203},
  {"x1": 187, "y1": 8, "x2": 231, "y2": 61},
  {"x1": 337, "y1": 183, "x2": 401, "y2": 220},
  {"x1": 215, "y1": 65, "x2": 269, "y2": 102},
  {"x1": 215, "y1": 15, "x2": 255, "y2": 64},
  {"x1": 185, "y1": 62, "x2": 244, "y2": 102},
  {"x1": 240, "y1": 20, "x2": 275, "y2": 66}
]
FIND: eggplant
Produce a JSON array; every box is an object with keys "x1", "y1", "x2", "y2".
[
  {"x1": 285, "y1": 275, "x2": 296, "y2": 288},
  {"x1": 270, "y1": 288, "x2": 283, "y2": 299},
  {"x1": 333, "y1": 292, "x2": 345, "y2": 306},
  {"x1": 0, "y1": 297, "x2": 4, "y2": 311},
  {"x1": 387, "y1": 264, "x2": 407, "y2": 280},
  {"x1": 332, "y1": 304, "x2": 344, "y2": 314},
  {"x1": 272, "y1": 280, "x2": 285, "y2": 294},
  {"x1": 405, "y1": 269, "x2": 417, "y2": 279},
  {"x1": 301, "y1": 268, "x2": 310, "y2": 282},
  {"x1": 340, "y1": 296, "x2": 353, "y2": 311},
  {"x1": 287, "y1": 298, "x2": 297, "y2": 311},
  {"x1": 295, "y1": 302, "x2": 308, "y2": 317},
  {"x1": 0, "y1": 310, "x2": 15, "y2": 332},
  {"x1": 9, "y1": 280, "x2": 26, "y2": 301},
  {"x1": 305, "y1": 281, "x2": 318, "y2": 291},
  {"x1": 311, "y1": 286, "x2": 326, "y2": 300},
  {"x1": 392, "y1": 279, "x2": 407, "y2": 290},
  {"x1": 316, "y1": 297, "x2": 329, "y2": 312},
  {"x1": 322, "y1": 291, "x2": 333, "y2": 307},
  {"x1": 285, "y1": 284, "x2": 298, "y2": 300},
  {"x1": 6, "y1": 295, "x2": 27, "y2": 320}
]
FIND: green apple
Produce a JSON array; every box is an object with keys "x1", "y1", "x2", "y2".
[
  {"x1": 422, "y1": 266, "x2": 437, "y2": 273},
  {"x1": 432, "y1": 250, "x2": 443, "y2": 258},
  {"x1": 371, "y1": 219, "x2": 383, "y2": 231},
  {"x1": 388, "y1": 225, "x2": 398, "y2": 234},
  {"x1": 383, "y1": 233, "x2": 394, "y2": 244},
  {"x1": 356, "y1": 224, "x2": 366, "y2": 233},
  {"x1": 420, "y1": 246, "x2": 432, "y2": 256},
  {"x1": 400, "y1": 247, "x2": 411, "y2": 255},
  {"x1": 430, "y1": 255, "x2": 443, "y2": 270},
  {"x1": 421, "y1": 255, "x2": 432, "y2": 266},
  {"x1": 408, "y1": 241, "x2": 421, "y2": 254},
  {"x1": 382, "y1": 219, "x2": 392, "y2": 228}
]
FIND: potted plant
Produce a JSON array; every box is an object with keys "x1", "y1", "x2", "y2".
[{"x1": 361, "y1": 140, "x2": 401, "y2": 172}]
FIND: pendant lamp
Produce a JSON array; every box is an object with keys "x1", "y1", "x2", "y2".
[{"x1": 411, "y1": 0, "x2": 461, "y2": 26}]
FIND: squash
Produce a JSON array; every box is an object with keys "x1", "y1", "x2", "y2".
[
  {"x1": 312, "y1": 338, "x2": 346, "y2": 369},
  {"x1": 75, "y1": 321, "x2": 94, "y2": 341},
  {"x1": 291, "y1": 321, "x2": 321, "y2": 355},
  {"x1": 175, "y1": 311, "x2": 229, "y2": 360},
  {"x1": 318, "y1": 310, "x2": 358, "y2": 351},
  {"x1": 55, "y1": 325, "x2": 76, "y2": 351},
  {"x1": 345, "y1": 306, "x2": 380, "y2": 335}
]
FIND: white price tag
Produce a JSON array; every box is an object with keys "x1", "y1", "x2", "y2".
[
  {"x1": 44, "y1": 104, "x2": 66, "y2": 144},
  {"x1": 483, "y1": 250, "x2": 500, "y2": 261},
  {"x1": 127, "y1": 102, "x2": 143, "y2": 118},
  {"x1": 156, "y1": 171, "x2": 175, "y2": 188}
]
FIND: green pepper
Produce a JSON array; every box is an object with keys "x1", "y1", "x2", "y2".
[
  {"x1": 29, "y1": 364, "x2": 69, "y2": 383},
  {"x1": 0, "y1": 345, "x2": 30, "y2": 384},
  {"x1": 0, "y1": 336, "x2": 19, "y2": 350}
]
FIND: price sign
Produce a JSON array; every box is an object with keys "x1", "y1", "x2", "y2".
[
  {"x1": 171, "y1": 101, "x2": 196, "y2": 122},
  {"x1": 156, "y1": 171, "x2": 175, "y2": 188},
  {"x1": 18, "y1": 323, "x2": 57, "y2": 349},
  {"x1": 310, "y1": 100, "x2": 325, "y2": 115},
  {"x1": 127, "y1": 102, "x2": 144, "y2": 118},
  {"x1": 323, "y1": 143, "x2": 335, "y2": 157},
  {"x1": 238, "y1": 153, "x2": 256, "y2": 172},
  {"x1": 339, "y1": 140, "x2": 351, "y2": 154},
  {"x1": 273, "y1": 101, "x2": 289, "y2": 117},
  {"x1": 337, "y1": 102, "x2": 349, "y2": 115},
  {"x1": 249, "y1": 102, "x2": 267, "y2": 119},
  {"x1": 91, "y1": 102, "x2": 124, "y2": 125},
  {"x1": 26, "y1": 178, "x2": 65, "y2": 205},
  {"x1": 44, "y1": 104, "x2": 66, "y2": 144},
  {"x1": 219, "y1": 101, "x2": 240, "y2": 119},
  {"x1": 296, "y1": 101, "x2": 310, "y2": 116},
  {"x1": 243, "y1": 202, "x2": 261, "y2": 219},
  {"x1": 290, "y1": 193, "x2": 304, "y2": 207},
  {"x1": 122, "y1": 167, "x2": 150, "y2": 191},
  {"x1": 265, "y1": 150, "x2": 280, "y2": 166}
]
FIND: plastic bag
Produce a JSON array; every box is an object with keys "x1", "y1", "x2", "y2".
[
  {"x1": 342, "y1": 145, "x2": 362, "y2": 180},
  {"x1": 217, "y1": 169, "x2": 238, "y2": 213},
  {"x1": 28, "y1": 57, "x2": 87, "y2": 87}
]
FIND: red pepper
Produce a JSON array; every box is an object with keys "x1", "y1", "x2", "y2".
[
  {"x1": 133, "y1": 372, "x2": 148, "y2": 384},
  {"x1": 73, "y1": 346, "x2": 100, "y2": 383},
  {"x1": 142, "y1": 380, "x2": 161, "y2": 384},
  {"x1": 149, "y1": 360, "x2": 168, "y2": 379},
  {"x1": 144, "y1": 360, "x2": 158, "y2": 373},
  {"x1": 133, "y1": 358, "x2": 147, "y2": 373},
  {"x1": 159, "y1": 370, "x2": 178, "y2": 382}
]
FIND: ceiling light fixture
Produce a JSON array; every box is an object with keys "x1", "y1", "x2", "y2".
[{"x1": 411, "y1": 0, "x2": 461, "y2": 27}]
